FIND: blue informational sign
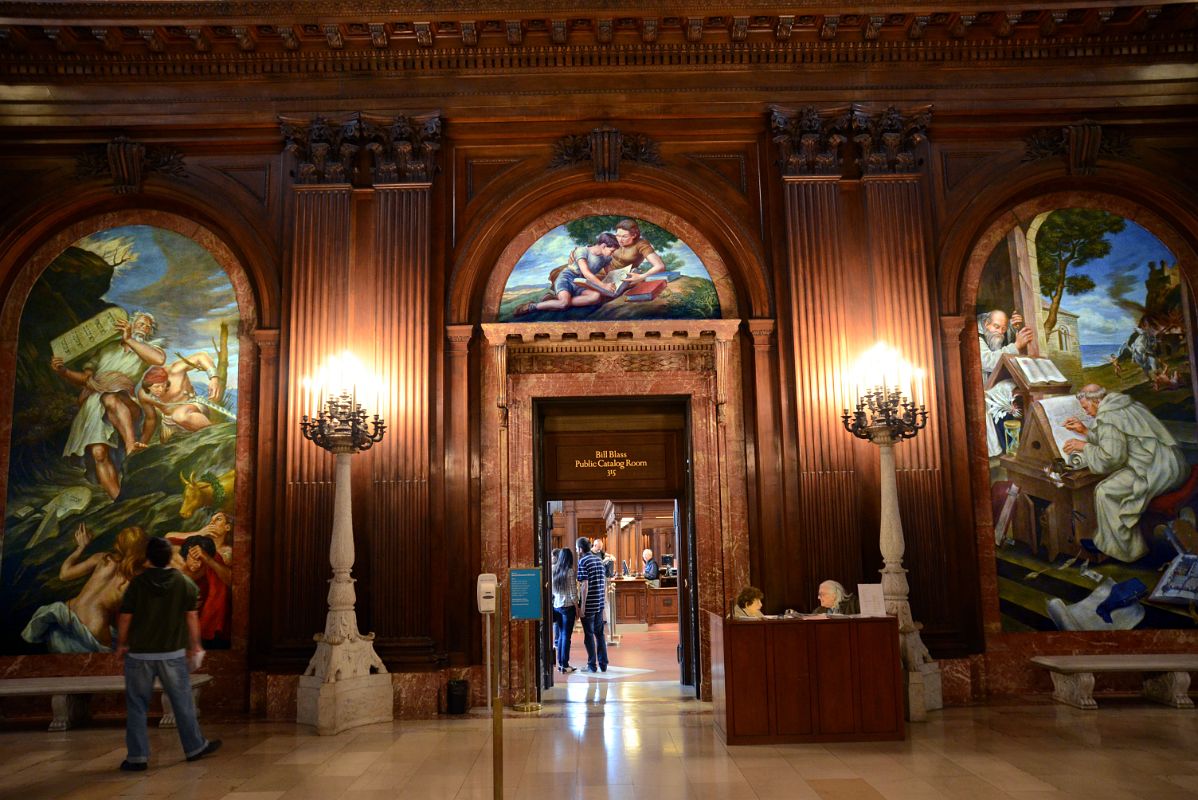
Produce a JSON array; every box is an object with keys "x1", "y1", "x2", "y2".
[{"x1": 509, "y1": 568, "x2": 542, "y2": 620}]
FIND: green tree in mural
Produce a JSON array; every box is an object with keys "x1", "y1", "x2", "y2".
[
  {"x1": 565, "y1": 216, "x2": 679, "y2": 252},
  {"x1": 1037, "y1": 208, "x2": 1125, "y2": 337}
]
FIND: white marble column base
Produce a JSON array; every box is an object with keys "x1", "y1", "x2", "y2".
[{"x1": 298, "y1": 672, "x2": 393, "y2": 735}]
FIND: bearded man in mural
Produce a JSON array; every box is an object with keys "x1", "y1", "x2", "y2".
[
  {"x1": 978, "y1": 309, "x2": 1035, "y2": 457},
  {"x1": 50, "y1": 311, "x2": 166, "y2": 499},
  {"x1": 1063, "y1": 384, "x2": 1188, "y2": 562}
]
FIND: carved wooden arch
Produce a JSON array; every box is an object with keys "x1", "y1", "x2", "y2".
[
  {"x1": 937, "y1": 163, "x2": 1198, "y2": 317},
  {"x1": 478, "y1": 198, "x2": 741, "y2": 323},
  {"x1": 446, "y1": 167, "x2": 770, "y2": 324},
  {"x1": 0, "y1": 176, "x2": 281, "y2": 330},
  {"x1": 954, "y1": 190, "x2": 1198, "y2": 316}
]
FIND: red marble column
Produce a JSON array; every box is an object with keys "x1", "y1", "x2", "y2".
[{"x1": 746, "y1": 319, "x2": 783, "y2": 598}]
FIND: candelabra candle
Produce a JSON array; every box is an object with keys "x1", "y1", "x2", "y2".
[
  {"x1": 841, "y1": 386, "x2": 928, "y2": 442},
  {"x1": 300, "y1": 392, "x2": 386, "y2": 453}
]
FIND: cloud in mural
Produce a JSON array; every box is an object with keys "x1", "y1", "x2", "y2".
[{"x1": 496, "y1": 215, "x2": 721, "y2": 323}]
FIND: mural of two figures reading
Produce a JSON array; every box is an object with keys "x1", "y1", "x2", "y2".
[
  {"x1": 498, "y1": 216, "x2": 721, "y2": 322},
  {"x1": 977, "y1": 207, "x2": 1198, "y2": 632},
  {"x1": 2, "y1": 224, "x2": 238, "y2": 655}
]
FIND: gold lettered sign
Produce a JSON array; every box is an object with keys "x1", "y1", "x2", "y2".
[{"x1": 543, "y1": 431, "x2": 682, "y2": 498}]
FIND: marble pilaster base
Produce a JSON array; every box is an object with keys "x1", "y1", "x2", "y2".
[{"x1": 297, "y1": 672, "x2": 393, "y2": 735}]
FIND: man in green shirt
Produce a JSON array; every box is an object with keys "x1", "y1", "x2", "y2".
[{"x1": 116, "y1": 536, "x2": 221, "y2": 770}]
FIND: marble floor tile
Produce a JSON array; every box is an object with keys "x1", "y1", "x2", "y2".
[{"x1": 1, "y1": 680, "x2": 1196, "y2": 800}]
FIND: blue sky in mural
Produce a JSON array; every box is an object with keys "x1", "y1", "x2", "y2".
[
  {"x1": 505, "y1": 223, "x2": 710, "y2": 290},
  {"x1": 76, "y1": 225, "x2": 240, "y2": 388},
  {"x1": 1052, "y1": 217, "x2": 1176, "y2": 346}
]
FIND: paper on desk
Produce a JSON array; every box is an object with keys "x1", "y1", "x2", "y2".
[{"x1": 857, "y1": 583, "x2": 887, "y2": 617}]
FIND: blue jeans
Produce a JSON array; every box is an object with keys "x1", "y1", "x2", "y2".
[
  {"x1": 124, "y1": 656, "x2": 208, "y2": 763},
  {"x1": 580, "y1": 611, "x2": 607, "y2": 671},
  {"x1": 552, "y1": 605, "x2": 577, "y2": 669}
]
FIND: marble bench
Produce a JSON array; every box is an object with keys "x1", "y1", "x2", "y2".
[
  {"x1": 0, "y1": 674, "x2": 212, "y2": 731},
  {"x1": 1031, "y1": 655, "x2": 1198, "y2": 710}
]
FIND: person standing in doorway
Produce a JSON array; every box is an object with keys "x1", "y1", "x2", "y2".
[
  {"x1": 115, "y1": 536, "x2": 220, "y2": 771},
  {"x1": 551, "y1": 548, "x2": 580, "y2": 673},
  {"x1": 575, "y1": 537, "x2": 608, "y2": 674}
]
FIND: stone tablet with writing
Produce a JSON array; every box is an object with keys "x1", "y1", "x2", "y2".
[{"x1": 50, "y1": 307, "x2": 127, "y2": 365}]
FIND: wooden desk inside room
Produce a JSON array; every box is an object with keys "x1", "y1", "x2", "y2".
[
  {"x1": 709, "y1": 612, "x2": 905, "y2": 744},
  {"x1": 612, "y1": 578, "x2": 679, "y2": 625}
]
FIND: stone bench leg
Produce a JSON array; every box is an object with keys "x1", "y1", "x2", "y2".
[
  {"x1": 50, "y1": 694, "x2": 91, "y2": 731},
  {"x1": 159, "y1": 686, "x2": 203, "y2": 729},
  {"x1": 1048, "y1": 671, "x2": 1097, "y2": 709},
  {"x1": 1143, "y1": 671, "x2": 1193, "y2": 709}
]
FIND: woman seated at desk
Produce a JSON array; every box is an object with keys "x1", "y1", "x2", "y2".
[
  {"x1": 732, "y1": 586, "x2": 766, "y2": 620},
  {"x1": 809, "y1": 580, "x2": 859, "y2": 616}
]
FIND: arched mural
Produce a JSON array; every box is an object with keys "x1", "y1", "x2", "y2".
[
  {"x1": 2, "y1": 224, "x2": 239, "y2": 654},
  {"x1": 497, "y1": 215, "x2": 721, "y2": 322},
  {"x1": 974, "y1": 207, "x2": 1197, "y2": 632}
]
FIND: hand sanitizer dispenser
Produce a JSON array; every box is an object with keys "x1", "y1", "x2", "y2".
[{"x1": 477, "y1": 573, "x2": 498, "y2": 614}]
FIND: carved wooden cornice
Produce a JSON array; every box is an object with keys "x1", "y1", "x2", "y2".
[
  {"x1": 550, "y1": 126, "x2": 664, "y2": 182},
  {"x1": 0, "y1": 7, "x2": 1192, "y2": 79},
  {"x1": 279, "y1": 112, "x2": 443, "y2": 185},
  {"x1": 770, "y1": 103, "x2": 932, "y2": 178},
  {"x1": 1022, "y1": 119, "x2": 1133, "y2": 175},
  {"x1": 74, "y1": 136, "x2": 185, "y2": 193}
]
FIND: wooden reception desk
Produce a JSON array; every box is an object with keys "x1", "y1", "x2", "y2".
[{"x1": 709, "y1": 612, "x2": 905, "y2": 744}]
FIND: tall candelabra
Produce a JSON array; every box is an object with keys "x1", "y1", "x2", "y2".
[
  {"x1": 842, "y1": 385, "x2": 941, "y2": 721},
  {"x1": 296, "y1": 391, "x2": 392, "y2": 735}
]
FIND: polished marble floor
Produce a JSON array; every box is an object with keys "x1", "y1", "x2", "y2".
[{"x1": 1, "y1": 681, "x2": 1197, "y2": 800}]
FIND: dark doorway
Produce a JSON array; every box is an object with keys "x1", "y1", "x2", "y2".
[{"x1": 533, "y1": 397, "x2": 699, "y2": 698}]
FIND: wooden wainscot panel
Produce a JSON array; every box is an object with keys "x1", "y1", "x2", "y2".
[
  {"x1": 771, "y1": 623, "x2": 814, "y2": 737},
  {"x1": 727, "y1": 623, "x2": 771, "y2": 739},
  {"x1": 854, "y1": 618, "x2": 905, "y2": 735},
  {"x1": 813, "y1": 623, "x2": 857, "y2": 735},
  {"x1": 648, "y1": 587, "x2": 679, "y2": 624},
  {"x1": 542, "y1": 431, "x2": 682, "y2": 499},
  {"x1": 614, "y1": 579, "x2": 648, "y2": 624}
]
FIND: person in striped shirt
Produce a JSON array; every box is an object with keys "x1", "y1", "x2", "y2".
[{"x1": 575, "y1": 537, "x2": 608, "y2": 674}]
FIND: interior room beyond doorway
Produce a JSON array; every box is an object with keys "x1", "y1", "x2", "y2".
[{"x1": 548, "y1": 498, "x2": 685, "y2": 685}]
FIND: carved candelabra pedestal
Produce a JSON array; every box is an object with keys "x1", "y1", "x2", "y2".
[
  {"x1": 843, "y1": 386, "x2": 942, "y2": 722},
  {"x1": 296, "y1": 394, "x2": 391, "y2": 735}
]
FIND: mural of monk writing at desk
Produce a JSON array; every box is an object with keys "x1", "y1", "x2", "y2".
[{"x1": 976, "y1": 207, "x2": 1198, "y2": 633}]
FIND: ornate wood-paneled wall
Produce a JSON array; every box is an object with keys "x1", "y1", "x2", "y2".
[{"x1": 1, "y1": 1, "x2": 1197, "y2": 707}]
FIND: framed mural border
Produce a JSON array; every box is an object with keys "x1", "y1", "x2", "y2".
[{"x1": 0, "y1": 210, "x2": 259, "y2": 714}]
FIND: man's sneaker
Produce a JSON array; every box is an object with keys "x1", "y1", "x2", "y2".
[
  {"x1": 119, "y1": 760, "x2": 147, "y2": 772},
  {"x1": 600, "y1": 665, "x2": 608, "y2": 673},
  {"x1": 580, "y1": 666, "x2": 599, "y2": 674},
  {"x1": 186, "y1": 739, "x2": 222, "y2": 762}
]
